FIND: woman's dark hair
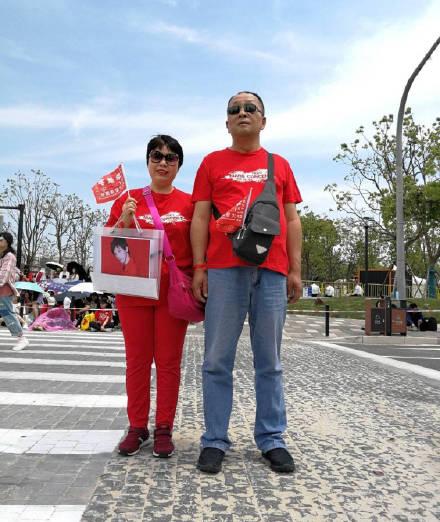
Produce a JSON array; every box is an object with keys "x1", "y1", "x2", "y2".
[
  {"x1": 0, "y1": 231, "x2": 16, "y2": 257},
  {"x1": 146, "y1": 134, "x2": 184, "y2": 168}
]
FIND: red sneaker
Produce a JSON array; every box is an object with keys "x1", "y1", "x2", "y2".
[
  {"x1": 153, "y1": 424, "x2": 174, "y2": 458},
  {"x1": 118, "y1": 427, "x2": 150, "y2": 456}
]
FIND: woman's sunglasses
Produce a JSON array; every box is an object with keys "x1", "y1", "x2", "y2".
[
  {"x1": 227, "y1": 103, "x2": 263, "y2": 116},
  {"x1": 149, "y1": 150, "x2": 179, "y2": 165}
]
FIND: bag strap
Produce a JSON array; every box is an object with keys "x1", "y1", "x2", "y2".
[
  {"x1": 212, "y1": 152, "x2": 273, "y2": 219},
  {"x1": 142, "y1": 187, "x2": 176, "y2": 264}
]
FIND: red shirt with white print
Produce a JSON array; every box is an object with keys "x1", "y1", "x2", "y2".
[
  {"x1": 192, "y1": 147, "x2": 302, "y2": 276},
  {"x1": 95, "y1": 309, "x2": 113, "y2": 326},
  {"x1": 106, "y1": 187, "x2": 193, "y2": 306}
]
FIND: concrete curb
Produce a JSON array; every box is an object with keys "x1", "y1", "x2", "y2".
[{"x1": 325, "y1": 334, "x2": 440, "y2": 345}]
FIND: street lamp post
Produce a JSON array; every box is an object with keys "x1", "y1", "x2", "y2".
[
  {"x1": 0, "y1": 204, "x2": 25, "y2": 268},
  {"x1": 364, "y1": 221, "x2": 370, "y2": 297},
  {"x1": 364, "y1": 218, "x2": 374, "y2": 297},
  {"x1": 395, "y1": 36, "x2": 440, "y2": 303}
]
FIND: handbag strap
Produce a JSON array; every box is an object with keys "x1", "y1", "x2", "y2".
[
  {"x1": 212, "y1": 152, "x2": 273, "y2": 219},
  {"x1": 142, "y1": 186, "x2": 175, "y2": 263},
  {"x1": 266, "y1": 152, "x2": 274, "y2": 182}
]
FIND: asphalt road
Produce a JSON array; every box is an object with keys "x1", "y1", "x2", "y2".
[{"x1": 335, "y1": 342, "x2": 440, "y2": 372}]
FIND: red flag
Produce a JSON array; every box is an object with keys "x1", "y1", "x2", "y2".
[
  {"x1": 92, "y1": 164, "x2": 127, "y2": 204},
  {"x1": 215, "y1": 190, "x2": 252, "y2": 233}
]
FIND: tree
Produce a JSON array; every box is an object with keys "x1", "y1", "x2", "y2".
[
  {"x1": 300, "y1": 209, "x2": 342, "y2": 281},
  {"x1": 69, "y1": 203, "x2": 108, "y2": 268},
  {"x1": 0, "y1": 170, "x2": 56, "y2": 268},
  {"x1": 43, "y1": 193, "x2": 84, "y2": 263},
  {"x1": 326, "y1": 110, "x2": 440, "y2": 285}
]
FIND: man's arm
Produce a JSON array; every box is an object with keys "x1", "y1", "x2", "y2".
[
  {"x1": 190, "y1": 201, "x2": 211, "y2": 303},
  {"x1": 284, "y1": 203, "x2": 302, "y2": 304}
]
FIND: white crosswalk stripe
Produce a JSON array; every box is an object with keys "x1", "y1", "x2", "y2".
[
  {"x1": 0, "y1": 357, "x2": 126, "y2": 367},
  {"x1": 0, "y1": 371, "x2": 125, "y2": 383},
  {"x1": 0, "y1": 328, "x2": 129, "y2": 520},
  {"x1": 0, "y1": 392, "x2": 126, "y2": 407}
]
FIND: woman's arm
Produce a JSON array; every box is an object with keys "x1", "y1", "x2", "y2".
[{"x1": 0, "y1": 254, "x2": 16, "y2": 286}]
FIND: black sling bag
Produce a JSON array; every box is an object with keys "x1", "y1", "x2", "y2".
[{"x1": 213, "y1": 152, "x2": 280, "y2": 265}]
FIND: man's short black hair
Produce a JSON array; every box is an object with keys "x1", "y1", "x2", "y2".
[
  {"x1": 227, "y1": 91, "x2": 265, "y2": 116},
  {"x1": 111, "y1": 237, "x2": 128, "y2": 253},
  {"x1": 146, "y1": 134, "x2": 184, "y2": 168}
]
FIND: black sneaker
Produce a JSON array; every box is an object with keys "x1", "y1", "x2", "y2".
[
  {"x1": 262, "y1": 448, "x2": 295, "y2": 473},
  {"x1": 197, "y1": 447, "x2": 225, "y2": 474}
]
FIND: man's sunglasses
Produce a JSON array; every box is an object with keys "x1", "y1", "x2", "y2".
[
  {"x1": 227, "y1": 103, "x2": 263, "y2": 116},
  {"x1": 149, "y1": 150, "x2": 179, "y2": 165}
]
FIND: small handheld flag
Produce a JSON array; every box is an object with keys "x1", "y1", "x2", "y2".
[
  {"x1": 92, "y1": 164, "x2": 127, "y2": 204},
  {"x1": 215, "y1": 189, "x2": 253, "y2": 234}
]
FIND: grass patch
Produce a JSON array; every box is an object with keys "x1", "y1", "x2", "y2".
[{"x1": 289, "y1": 297, "x2": 440, "y2": 321}]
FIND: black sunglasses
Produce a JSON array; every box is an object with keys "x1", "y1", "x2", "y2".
[
  {"x1": 227, "y1": 103, "x2": 263, "y2": 116},
  {"x1": 149, "y1": 150, "x2": 179, "y2": 165}
]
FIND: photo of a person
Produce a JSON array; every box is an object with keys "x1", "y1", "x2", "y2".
[
  {"x1": 100, "y1": 236, "x2": 149, "y2": 278},
  {"x1": 111, "y1": 237, "x2": 137, "y2": 276}
]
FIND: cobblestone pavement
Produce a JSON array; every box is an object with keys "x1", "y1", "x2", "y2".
[
  {"x1": 1, "y1": 317, "x2": 439, "y2": 521},
  {"x1": 83, "y1": 321, "x2": 440, "y2": 522}
]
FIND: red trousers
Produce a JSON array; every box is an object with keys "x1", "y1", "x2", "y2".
[{"x1": 118, "y1": 295, "x2": 188, "y2": 429}]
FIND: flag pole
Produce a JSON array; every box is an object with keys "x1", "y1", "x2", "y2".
[{"x1": 120, "y1": 163, "x2": 130, "y2": 198}]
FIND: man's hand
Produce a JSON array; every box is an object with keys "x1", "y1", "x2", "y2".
[
  {"x1": 287, "y1": 271, "x2": 302, "y2": 304},
  {"x1": 192, "y1": 269, "x2": 208, "y2": 303}
]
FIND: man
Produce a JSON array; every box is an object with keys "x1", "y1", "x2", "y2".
[
  {"x1": 311, "y1": 282, "x2": 320, "y2": 297},
  {"x1": 324, "y1": 284, "x2": 335, "y2": 297},
  {"x1": 191, "y1": 91, "x2": 302, "y2": 474},
  {"x1": 351, "y1": 278, "x2": 364, "y2": 296}
]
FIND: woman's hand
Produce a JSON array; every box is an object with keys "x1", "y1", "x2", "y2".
[{"x1": 121, "y1": 197, "x2": 137, "y2": 227}]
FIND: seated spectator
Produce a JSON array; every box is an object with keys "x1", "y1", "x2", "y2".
[
  {"x1": 47, "y1": 291, "x2": 56, "y2": 308},
  {"x1": 351, "y1": 279, "x2": 364, "y2": 296},
  {"x1": 324, "y1": 284, "x2": 335, "y2": 297},
  {"x1": 89, "y1": 302, "x2": 115, "y2": 332},
  {"x1": 311, "y1": 282, "x2": 320, "y2": 297},
  {"x1": 407, "y1": 302, "x2": 423, "y2": 330}
]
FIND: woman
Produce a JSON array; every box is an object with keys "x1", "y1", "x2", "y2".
[
  {"x1": 106, "y1": 135, "x2": 193, "y2": 458},
  {"x1": 0, "y1": 232, "x2": 29, "y2": 351}
]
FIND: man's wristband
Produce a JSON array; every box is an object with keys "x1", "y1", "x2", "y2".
[{"x1": 193, "y1": 263, "x2": 207, "y2": 270}]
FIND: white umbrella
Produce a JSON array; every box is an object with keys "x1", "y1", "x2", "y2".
[
  {"x1": 46, "y1": 261, "x2": 63, "y2": 271},
  {"x1": 68, "y1": 282, "x2": 102, "y2": 294}
]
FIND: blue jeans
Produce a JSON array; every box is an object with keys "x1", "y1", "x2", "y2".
[
  {"x1": 0, "y1": 295, "x2": 23, "y2": 337},
  {"x1": 201, "y1": 267, "x2": 288, "y2": 453}
]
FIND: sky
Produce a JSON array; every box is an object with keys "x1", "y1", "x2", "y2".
[{"x1": 0, "y1": 0, "x2": 439, "y2": 217}]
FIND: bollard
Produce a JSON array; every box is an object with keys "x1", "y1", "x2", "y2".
[
  {"x1": 385, "y1": 296, "x2": 392, "y2": 336},
  {"x1": 325, "y1": 304, "x2": 330, "y2": 337}
]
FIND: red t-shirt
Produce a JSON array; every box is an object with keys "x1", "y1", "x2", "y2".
[
  {"x1": 95, "y1": 309, "x2": 113, "y2": 325},
  {"x1": 106, "y1": 187, "x2": 193, "y2": 307},
  {"x1": 192, "y1": 147, "x2": 302, "y2": 275}
]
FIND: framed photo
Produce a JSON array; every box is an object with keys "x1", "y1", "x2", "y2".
[{"x1": 92, "y1": 226, "x2": 163, "y2": 299}]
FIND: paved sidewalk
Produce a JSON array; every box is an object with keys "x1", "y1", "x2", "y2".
[
  {"x1": 284, "y1": 312, "x2": 440, "y2": 344},
  {"x1": 82, "y1": 320, "x2": 440, "y2": 521}
]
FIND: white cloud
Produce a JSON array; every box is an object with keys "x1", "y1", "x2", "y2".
[
  {"x1": 1, "y1": 2, "x2": 439, "y2": 176},
  {"x1": 265, "y1": 2, "x2": 440, "y2": 147},
  {"x1": 131, "y1": 19, "x2": 289, "y2": 66}
]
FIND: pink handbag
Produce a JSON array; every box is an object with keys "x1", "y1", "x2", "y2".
[{"x1": 143, "y1": 187, "x2": 205, "y2": 323}]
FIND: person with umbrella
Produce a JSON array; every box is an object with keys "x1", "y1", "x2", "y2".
[{"x1": 0, "y1": 232, "x2": 29, "y2": 351}]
